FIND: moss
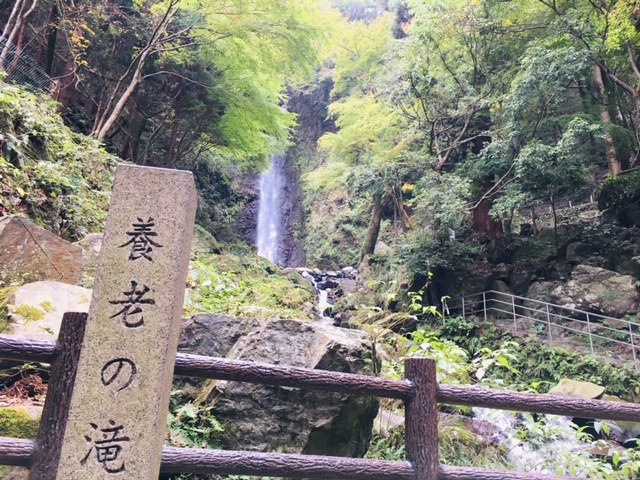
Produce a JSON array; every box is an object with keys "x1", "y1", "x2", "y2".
[
  {"x1": 0, "y1": 83, "x2": 117, "y2": 241},
  {"x1": 39, "y1": 301, "x2": 55, "y2": 313},
  {"x1": 12, "y1": 305, "x2": 45, "y2": 322},
  {"x1": 186, "y1": 250, "x2": 315, "y2": 321},
  {"x1": 0, "y1": 407, "x2": 40, "y2": 439},
  {"x1": 438, "y1": 421, "x2": 508, "y2": 468},
  {"x1": 0, "y1": 287, "x2": 17, "y2": 333}
]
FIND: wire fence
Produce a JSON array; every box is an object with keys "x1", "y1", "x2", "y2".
[{"x1": 0, "y1": 36, "x2": 51, "y2": 92}]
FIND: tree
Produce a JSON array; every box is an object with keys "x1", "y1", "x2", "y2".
[
  {"x1": 535, "y1": 0, "x2": 640, "y2": 173},
  {"x1": 0, "y1": 0, "x2": 39, "y2": 70}
]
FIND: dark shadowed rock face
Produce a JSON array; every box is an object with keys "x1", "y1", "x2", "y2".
[
  {"x1": 179, "y1": 314, "x2": 379, "y2": 456},
  {"x1": 0, "y1": 216, "x2": 82, "y2": 285}
]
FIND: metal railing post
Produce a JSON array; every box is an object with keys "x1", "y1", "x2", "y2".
[
  {"x1": 546, "y1": 304, "x2": 552, "y2": 342},
  {"x1": 629, "y1": 323, "x2": 638, "y2": 372},
  {"x1": 482, "y1": 292, "x2": 487, "y2": 322},
  {"x1": 462, "y1": 297, "x2": 466, "y2": 320},
  {"x1": 512, "y1": 296, "x2": 517, "y2": 332},
  {"x1": 586, "y1": 313, "x2": 594, "y2": 353}
]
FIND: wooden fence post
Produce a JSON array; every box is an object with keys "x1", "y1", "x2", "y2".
[
  {"x1": 29, "y1": 312, "x2": 88, "y2": 479},
  {"x1": 405, "y1": 358, "x2": 439, "y2": 480}
]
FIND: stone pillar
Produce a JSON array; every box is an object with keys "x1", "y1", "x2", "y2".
[{"x1": 54, "y1": 165, "x2": 197, "y2": 480}]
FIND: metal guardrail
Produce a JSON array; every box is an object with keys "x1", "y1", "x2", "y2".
[{"x1": 446, "y1": 290, "x2": 640, "y2": 371}]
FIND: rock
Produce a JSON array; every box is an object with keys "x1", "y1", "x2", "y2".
[
  {"x1": 373, "y1": 409, "x2": 404, "y2": 437},
  {"x1": 326, "y1": 271, "x2": 339, "y2": 278},
  {"x1": 509, "y1": 264, "x2": 536, "y2": 294},
  {"x1": 0, "y1": 217, "x2": 83, "y2": 285},
  {"x1": 179, "y1": 314, "x2": 379, "y2": 456},
  {"x1": 0, "y1": 406, "x2": 41, "y2": 480},
  {"x1": 341, "y1": 266, "x2": 356, "y2": 277},
  {"x1": 340, "y1": 279, "x2": 358, "y2": 295},
  {"x1": 374, "y1": 241, "x2": 392, "y2": 254},
  {"x1": 77, "y1": 232, "x2": 103, "y2": 265},
  {"x1": 629, "y1": 256, "x2": 640, "y2": 278},
  {"x1": 488, "y1": 280, "x2": 512, "y2": 318},
  {"x1": 548, "y1": 379, "x2": 605, "y2": 399},
  {"x1": 566, "y1": 242, "x2": 590, "y2": 263},
  {"x1": 7, "y1": 281, "x2": 91, "y2": 340},
  {"x1": 555, "y1": 265, "x2": 638, "y2": 318},
  {"x1": 582, "y1": 256, "x2": 608, "y2": 269},
  {"x1": 523, "y1": 281, "x2": 562, "y2": 319},
  {"x1": 588, "y1": 439, "x2": 628, "y2": 457}
]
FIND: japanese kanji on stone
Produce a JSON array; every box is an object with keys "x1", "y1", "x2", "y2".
[{"x1": 55, "y1": 165, "x2": 197, "y2": 480}]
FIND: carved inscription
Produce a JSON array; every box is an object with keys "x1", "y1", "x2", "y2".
[
  {"x1": 119, "y1": 217, "x2": 163, "y2": 261},
  {"x1": 108, "y1": 280, "x2": 155, "y2": 328},
  {"x1": 101, "y1": 358, "x2": 137, "y2": 392},
  {"x1": 81, "y1": 421, "x2": 130, "y2": 473}
]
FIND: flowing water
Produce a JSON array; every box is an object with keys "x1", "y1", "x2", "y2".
[
  {"x1": 472, "y1": 408, "x2": 599, "y2": 475},
  {"x1": 257, "y1": 155, "x2": 286, "y2": 264}
]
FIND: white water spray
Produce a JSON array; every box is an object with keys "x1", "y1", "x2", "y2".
[{"x1": 257, "y1": 155, "x2": 286, "y2": 264}]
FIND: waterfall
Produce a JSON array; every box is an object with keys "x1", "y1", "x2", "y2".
[{"x1": 257, "y1": 155, "x2": 286, "y2": 264}]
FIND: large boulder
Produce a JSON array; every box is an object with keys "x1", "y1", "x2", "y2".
[
  {"x1": 0, "y1": 217, "x2": 82, "y2": 285},
  {"x1": 7, "y1": 281, "x2": 91, "y2": 339},
  {"x1": 554, "y1": 265, "x2": 638, "y2": 318},
  {"x1": 178, "y1": 314, "x2": 379, "y2": 456},
  {"x1": 548, "y1": 379, "x2": 605, "y2": 399}
]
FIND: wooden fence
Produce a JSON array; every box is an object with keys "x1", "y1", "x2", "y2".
[{"x1": 1, "y1": 312, "x2": 640, "y2": 480}]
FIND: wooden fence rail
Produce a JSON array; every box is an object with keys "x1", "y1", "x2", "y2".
[{"x1": 0, "y1": 312, "x2": 639, "y2": 480}]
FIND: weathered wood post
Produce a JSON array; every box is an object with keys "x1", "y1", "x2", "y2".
[
  {"x1": 29, "y1": 312, "x2": 88, "y2": 478},
  {"x1": 33, "y1": 165, "x2": 197, "y2": 480},
  {"x1": 405, "y1": 358, "x2": 439, "y2": 480}
]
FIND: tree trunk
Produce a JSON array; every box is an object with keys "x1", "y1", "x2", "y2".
[
  {"x1": 594, "y1": 65, "x2": 621, "y2": 176},
  {"x1": 95, "y1": 66, "x2": 144, "y2": 140},
  {"x1": 472, "y1": 198, "x2": 502, "y2": 240},
  {"x1": 550, "y1": 193, "x2": 559, "y2": 254},
  {"x1": 52, "y1": 53, "x2": 75, "y2": 111},
  {"x1": 361, "y1": 192, "x2": 383, "y2": 260},
  {"x1": 42, "y1": 2, "x2": 59, "y2": 75},
  {"x1": 0, "y1": 0, "x2": 37, "y2": 69}
]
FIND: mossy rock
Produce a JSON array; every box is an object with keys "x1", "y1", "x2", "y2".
[
  {"x1": 547, "y1": 378, "x2": 605, "y2": 399},
  {"x1": 0, "y1": 406, "x2": 40, "y2": 438}
]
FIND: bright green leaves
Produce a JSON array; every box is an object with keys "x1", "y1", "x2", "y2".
[
  {"x1": 330, "y1": 13, "x2": 394, "y2": 97},
  {"x1": 320, "y1": 95, "x2": 409, "y2": 166},
  {"x1": 167, "y1": 0, "x2": 326, "y2": 165}
]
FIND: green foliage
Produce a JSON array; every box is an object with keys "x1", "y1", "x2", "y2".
[
  {"x1": 598, "y1": 170, "x2": 640, "y2": 212},
  {"x1": 167, "y1": 390, "x2": 224, "y2": 449},
  {"x1": 384, "y1": 328, "x2": 471, "y2": 385},
  {"x1": 439, "y1": 323, "x2": 640, "y2": 401},
  {"x1": 0, "y1": 84, "x2": 117, "y2": 240},
  {"x1": 471, "y1": 341, "x2": 521, "y2": 382},
  {"x1": 185, "y1": 252, "x2": 315, "y2": 320},
  {"x1": 367, "y1": 422, "x2": 508, "y2": 468},
  {"x1": 0, "y1": 407, "x2": 39, "y2": 439},
  {"x1": 399, "y1": 231, "x2": 481, "y2": 283},
  {"x1": 0, "y1": 287, "x2": 17, "y2": 333}
]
